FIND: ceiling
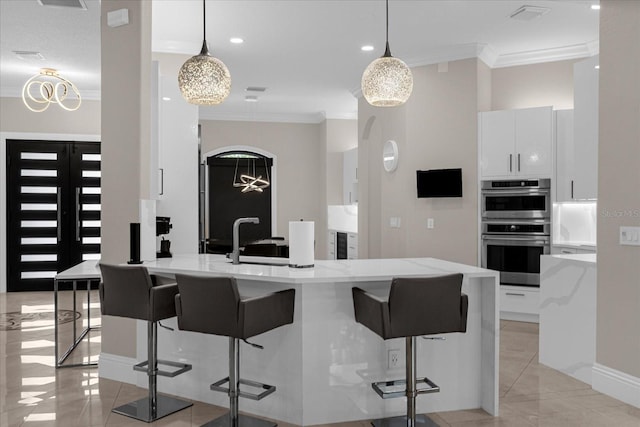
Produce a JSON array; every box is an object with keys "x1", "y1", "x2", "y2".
[{"x1": 0, "y1": 0, "x2": 599, "y2": 123}]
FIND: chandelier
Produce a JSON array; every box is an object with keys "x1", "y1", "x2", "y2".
[
  {"x1": 233, "y1": 157, "x2": 270, "y2": 193},
  {"x1": 22, "y1": 68, "x2": 81, "y2": 112},
  {"x1": 361, "y1": 0, "x2": 413, "y2": 107},
  {"x1": 178, "y1": 0, "x2": 231, "y2": 105}
]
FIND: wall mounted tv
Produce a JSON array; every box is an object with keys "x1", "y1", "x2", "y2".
[{"x1": 416, "y1": 168, "x2": 463, "y2": 198}]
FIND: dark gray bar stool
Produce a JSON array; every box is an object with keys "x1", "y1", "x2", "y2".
[
  {"x1": 352, "y1": 274, "x2": 468, "y2": 427},
  {"x1": 174, "y1": 274, "x2": 295, "y2": 427},
  {"x1": 99, "y1": 263, "x2": 193, "y2": 423}
]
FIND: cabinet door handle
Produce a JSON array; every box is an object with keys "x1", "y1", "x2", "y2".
[
  {"x1": 571, "y1": 180, "x2": 574, "y2": 199},
  {"x1": 159, "y1": 168, "x2": 164, "y2": 196},
  {"x1": 505, "y1": 292, "x2": 525, "y2": 297},
  {"x1": 561, "y1": 250, "x2": 573, "y2": 254},
  {"x1": 518, "y1": 153, "x2": 521, "y2": 172},
  {"x1": 509, "y1": 154, "x2": 513, "y2": 172}
]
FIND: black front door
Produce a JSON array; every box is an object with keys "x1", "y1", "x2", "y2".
[{"x1": 6, "y1": 140, "x2": 101, "y2": 291}]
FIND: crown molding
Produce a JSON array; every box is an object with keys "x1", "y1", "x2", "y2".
[
  {"x1": 490, "y1": 41, "x2": 599, "y2": 68},
  {"x1": 198, "y1": 108, "x2": 328, "y2": 124}
]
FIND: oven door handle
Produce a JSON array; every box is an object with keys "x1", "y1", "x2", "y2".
[
  {"x1": 482, "y1": 235, "x2": 549, "y2": 245},
  {"x1": 482, "y1": 189, "x2": 549, "y2": 196}
]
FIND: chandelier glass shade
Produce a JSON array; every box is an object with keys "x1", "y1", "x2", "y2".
[
  {"x1": 22, "y1": 68, "x2": 81, "y2": 112},
  {"x1": 361, "y1": 0, "x2": 413, "y2": 107},
  {"x1": 178, "y1": 0, "x2": 231, "y2": 105}
]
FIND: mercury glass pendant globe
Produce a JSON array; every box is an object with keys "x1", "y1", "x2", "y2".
[
  {"x1": 361, "y1": 55, "x2": 413, "y2": 107},
  {"x1": 178, "y1": 42, "x2": 231, "y2": 105}
]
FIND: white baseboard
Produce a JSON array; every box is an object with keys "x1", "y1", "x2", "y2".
[
  {"x1": 98, "y1": 352, "x2": 138, "y2": 385},
  {"x1": 500, "y1": 311, "x2": 539, "y2": 323},
  {"x1": 592, "y1": 363, "x2": 640, "y2": 408}
]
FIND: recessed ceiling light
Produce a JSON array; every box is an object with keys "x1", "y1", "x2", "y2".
[
  {"x1": 162, "y1": 97, "x2": 171, "y2": 101},
  {"x1": 230, "y1": 37, "x2": 244, "y2": 44},
  {"x1": 245, "y1": 95, "x2": 258, "y2": 102},
  {"x1": 509, "y1": 5, "x2": 551, "y2": 21},
  {"x1": 361, "y1": 45, "x2": 374, "y2": 52},
  {"x1": 591, "y1": 4, "x2": 601, "y2": 10}
]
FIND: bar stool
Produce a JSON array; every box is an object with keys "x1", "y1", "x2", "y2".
[
  {"x1": 174, "y1": 274, "x2": 295, "y2": 427},
  {"x1": 352, "y1": 274, "x2": 468, "y2": 427},
  {"x1": 99, "y1": 263, "x2": 193, "y2": 422}
]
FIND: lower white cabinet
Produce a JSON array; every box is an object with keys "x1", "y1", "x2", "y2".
[
  {"x1": 347, "y1": 232, "x2": 358, "y2": 259},
  {"x1": 551, "y1": 245, "x2": 596, "y2": 255},
  {"x1": 328, "y1": 231, "x2": 336, "y2": 259},
  {"x1": 500, "y1": 285, "x2": 539, "y2": 323},
  {"x1": 327, "y1": 230, "x2": 357, "y2": 260}
]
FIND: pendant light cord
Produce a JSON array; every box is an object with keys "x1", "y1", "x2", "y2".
[
  {"x1": 383, "y1": 0, "x2": 392, "y2": 57},
  {"x1": 203, "y1": 0, "x2": 206, "y2": 41}
]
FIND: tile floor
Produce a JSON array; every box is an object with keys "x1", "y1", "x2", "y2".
[{"x1": 2, "y1": 291, "x2": 640, "y2": 426}]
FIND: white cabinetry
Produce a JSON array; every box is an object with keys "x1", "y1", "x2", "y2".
[
  {"x1": 555, "y1": 110, "x2": 574, "y2": 201},
  {"x1": 500, "y1": 285, "x2": 539, "y2": 323},
  {"x1": 572, "y1": 56, "x2": 599, "y2": 200},
  {"x1": 328, "y1": 230, "x2": 336, "y2": 259},
  {"x1": 480, "y1": 106, "x2": 553, "y2": 179},
  {"x1": 347, "y1": 232, "x2": 358, "y2": 259},
  {"x1": 327, "y1": 230, "x2": 357, "y2": 260},
  {"x1": 343, "y1": 148, "x2": 358, "y2": 204}
]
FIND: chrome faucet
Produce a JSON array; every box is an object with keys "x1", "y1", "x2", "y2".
[{"x1": 231, "y1": 217, "x2": 260, "y2": 264}]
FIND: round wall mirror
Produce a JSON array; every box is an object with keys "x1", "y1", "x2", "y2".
[{"x1": 383, "y1": 140, "x2": 399, "y2": 172}]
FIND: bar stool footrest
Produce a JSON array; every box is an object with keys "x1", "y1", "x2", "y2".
[
  {"x1": 372, "y1": 376, "x2": 440, "y2": 399},
  {"x1": 210, "y1": 377, "x2": 276, "y2": 401},
  {"x1": 133, "y1": 359, "x2": 192, "y2": 377}
]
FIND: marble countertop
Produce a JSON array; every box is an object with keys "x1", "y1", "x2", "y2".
[
  {"x1": 552, "y1": 241, "x2": 597, "y2": 249},
  {"x1": 143, "y1": 254, "x2": 497, "y2": 284},
  {"x1": 542, "y1": 253, "x2": 596, "y2": 264}
]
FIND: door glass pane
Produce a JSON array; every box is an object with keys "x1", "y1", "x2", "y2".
[
  {"x1": 82, "y1": 237, "x2": 101, "y2": 244},
  {"x1": 21, "y1": 271, "x2": 57, "y2": 279},
  {"x1": 82, "y1": 170, "x2": 101, "y2": 178},
  {"x1": 21, "y1": 186, "x2": 57, "y2": 194},
  {"x1": 82, "y1": 253, "x2": 100, "y2": 261},
  {"x1": 21, "y1": 221, "x2": 57, "y2": 228},
  {"x1": 21, "y1": 169, "x2": 57, "y2": 177},
  {"x1": 21, "y1": 254, "x2": 57, "y2": 262},
  {"x1": 21, "y1": 237, "x2": 57, "y2": 245},
  {"x1": 82, "y1": 187, "x2": 101, "y2": 194},
  {"x1": 82, "y1": 204, "x2": 101, "y2": 211},
  {"x1": 21, "y1": 204, "x2": 57, "y2": 211},
  {"x1": 82, "y1": 220, "x2": 101, "y2": 227},
  {"x1": 82, "y1": 154, "x2": 101, "y2": 161},
  {"x1": 21, "y1": 153, "x2": 57, "y2": 160}
]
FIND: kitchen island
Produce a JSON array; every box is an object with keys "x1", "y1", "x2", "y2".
[{"x1": 98, "y1": 254, "x2": 499, "y2": 425}]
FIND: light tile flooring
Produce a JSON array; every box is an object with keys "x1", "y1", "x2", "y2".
[{"x1": 2, "y1": 291, "x2": 640, "y2": 426}]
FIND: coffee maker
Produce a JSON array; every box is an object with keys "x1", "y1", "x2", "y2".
[{"x1": 156, "y1": 216, "x2": 173, "y2": 258}]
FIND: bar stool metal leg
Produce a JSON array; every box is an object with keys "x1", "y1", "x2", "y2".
[
  {"x1": 371, "y1": 337, "x2": 440, "y2": 427},
  {"x1": 112, "y1": 320, "x2": 193, "y2": 422},
  {"x1": 204, "y1": 337, "x2": 276, "y2": 427}
]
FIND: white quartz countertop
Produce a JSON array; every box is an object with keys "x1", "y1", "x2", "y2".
[
  {"x1": 142, "y1": 254, "x2": 497, "y2": 284},
  {"x1": 552, "y1": 241, "x2": 597, "y2": 249},
  {"x1": 542, "y1": 253, "x2": 596, "y2": 264}
]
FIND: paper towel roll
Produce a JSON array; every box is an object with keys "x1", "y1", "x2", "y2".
[{"x1": 289, "y1": 221, "x2": 314, "y2": 268}]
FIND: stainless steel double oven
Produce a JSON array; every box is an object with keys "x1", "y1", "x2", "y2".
[{"x1": 481, "y1": 179, "x2": 551, "y2": 287}]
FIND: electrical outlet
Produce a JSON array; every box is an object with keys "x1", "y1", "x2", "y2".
[
  {"x1": 388, "y1": 349, "x2": 401, "y2": 369},
  {"x1": 427, "y1": 218, "x2": 434, "y2": 229}
]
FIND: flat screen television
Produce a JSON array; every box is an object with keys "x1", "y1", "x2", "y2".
[{"x1": 416, "y1": 168, "x2": 463, "y2": 198}]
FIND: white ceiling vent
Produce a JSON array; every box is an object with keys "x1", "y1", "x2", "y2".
[
  {"x1": 37, "y1": 0, "x2": 87, "y2": 10},
  {"x1": 510, "y1": 5, "x2": 550, "y2": 21},
  {"x1": 246, "y1": 87, "x2": 267, "y2": 93},
  {"x1": 13, "y1": 51, "x2": 45, "y2": 61}
]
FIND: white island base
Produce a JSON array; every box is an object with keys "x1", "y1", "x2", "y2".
[{"x1": 99, "y1": 255, "x2": 499, "y2": 426}]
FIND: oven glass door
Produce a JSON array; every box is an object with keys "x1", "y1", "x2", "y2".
[
  {"x1": 482, "y1": 236, "x2": 550, "y2": 287},
  {"x1": 482, "y1": 190, "x2": 549, "y2": 219}
]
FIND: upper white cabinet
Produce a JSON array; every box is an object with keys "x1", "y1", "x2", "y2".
[
  {"x1": 572, "y1": 55, "x2": 599, "y2": 200},
  {"x1": 480, "y1": 106, "x2": 553, "y2": 179},
  {"x1": 555, "y1": 109, "x2": 574, "y2": 201},
  {"x1": 343, "y1": 147, "x2": 358, "y2": 204}
]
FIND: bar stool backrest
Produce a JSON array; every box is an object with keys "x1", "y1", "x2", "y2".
[
  {"x1": 99, "y1": 263, "x2": 153, "y2": 321},
  {"x1": 388, "y1": 273, "x2": 467, "y2": 338},
  {"x1": 174, "y1": 274, "x2": 241, "y2": 337}
]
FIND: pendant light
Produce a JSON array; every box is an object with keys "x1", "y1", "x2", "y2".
[
  {"x1": 178, "y1": 0, "x2": 231, "y2": 105},
  {"x1": 22, "y1": 68, "x2": 81, "y2": 112},
  {"x1": 361, "y1": 0, "x2": 413, "y2": 107}
]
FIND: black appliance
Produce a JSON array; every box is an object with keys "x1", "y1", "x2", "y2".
[
  {"x1": 336, "y1": 232, "x2": 348, "y2": 260},
  {"x1": 481, "y1": 178, "x2": 550, "y2": 219},
  {"x1": 416, "y1": 168, "x2": 462, "y2": 198},
  {"x1": 156, "y1": 216, "x2": 173, "y2": 258}
]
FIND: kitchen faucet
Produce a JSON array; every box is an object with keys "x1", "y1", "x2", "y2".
[{"x1": 231, "y1": 217, "x2": 260, "y2": 264}]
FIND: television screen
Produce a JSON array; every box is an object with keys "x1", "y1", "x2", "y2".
[{"x1": 416, "y1": 168, "x2": 463, "y2": 198}]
